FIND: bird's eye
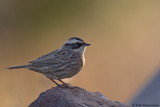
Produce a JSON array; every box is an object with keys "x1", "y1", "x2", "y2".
[
  {"x1": 75, "y1": 43, "x2": 79, "y2": 46},
  {"x1": 75, "y1": 43, "x2": 82, "y2": 47}
]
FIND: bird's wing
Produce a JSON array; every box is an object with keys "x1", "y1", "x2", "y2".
[{"x1": 29, "y1": 49, "x2": 72, "y2": 64}]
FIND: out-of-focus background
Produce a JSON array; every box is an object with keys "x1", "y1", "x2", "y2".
[{"x1": 1, "y1": 0, "x2": 160, "y2": 107}]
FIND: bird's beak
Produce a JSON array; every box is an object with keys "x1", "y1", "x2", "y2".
[{"x1": 84, "y1": 43, "x2": 91, "y2": 46}]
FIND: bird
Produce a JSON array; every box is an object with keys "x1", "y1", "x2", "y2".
[{"x1": 7, "y1": 37, "x2": 90, "y2": 86}]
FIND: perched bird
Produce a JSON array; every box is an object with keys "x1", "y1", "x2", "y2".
[{"x1": 7, "y1": 37, "x2": 90, "y2": 86}]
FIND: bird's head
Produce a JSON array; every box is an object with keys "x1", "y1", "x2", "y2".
[{"x1": 62, "y1": 37, "x2": 90, "y2": 54}]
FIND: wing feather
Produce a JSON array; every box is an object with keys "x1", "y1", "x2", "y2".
[{"x1": 29, "y1": 49, "x2": 72, "y2": 65}]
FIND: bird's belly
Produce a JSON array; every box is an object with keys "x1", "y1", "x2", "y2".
[
  {"x1": 47, "y1": 61, "x2": 83, "y2": 79},
  {"x1": 55, "y1": 64, "x2": 82, "y2": 79}
]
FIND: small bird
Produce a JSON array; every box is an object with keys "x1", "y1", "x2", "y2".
[{"x1": 7, "y1": 37, "x2": 90, "y2": 86}]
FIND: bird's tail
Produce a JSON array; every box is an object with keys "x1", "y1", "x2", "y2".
[{"x1": 6, "y1": 65, "x2": 29, "y2": 69}]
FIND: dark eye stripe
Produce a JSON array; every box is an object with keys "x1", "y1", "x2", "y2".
[
  {"x1": 75, "y1": 43, "x2": 83, "y2": 46},
  {"x1": 65, "y1": 43, "x2": 83, "y2": 49}
]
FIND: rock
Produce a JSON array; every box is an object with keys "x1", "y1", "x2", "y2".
[{"x1": 29, "y1": 85, "x2": 131, "y2": 107}]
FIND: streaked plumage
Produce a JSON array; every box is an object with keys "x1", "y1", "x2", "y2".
[{"x1": 7, "y1": 37, "x2": 90, "y2": 86}]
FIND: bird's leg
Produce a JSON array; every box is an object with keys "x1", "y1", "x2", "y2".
[
  {"x1": 58, "y1": 79, "x2": 66, "y2": 84},
  {"x1": 58, "y1": 79, "x2": 70, "y2": 85},
  {"x1": 49, "y1": 78, "x2": 60, "y2": 86}
]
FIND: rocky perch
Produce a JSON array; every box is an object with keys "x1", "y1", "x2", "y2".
[{"x1": 29, "y1": 85, "x2": 131, "y2": 107}]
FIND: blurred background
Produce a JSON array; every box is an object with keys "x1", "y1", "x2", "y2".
[{"x1": 1, "y1": 0, "x2": 160, "y2": 107}]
